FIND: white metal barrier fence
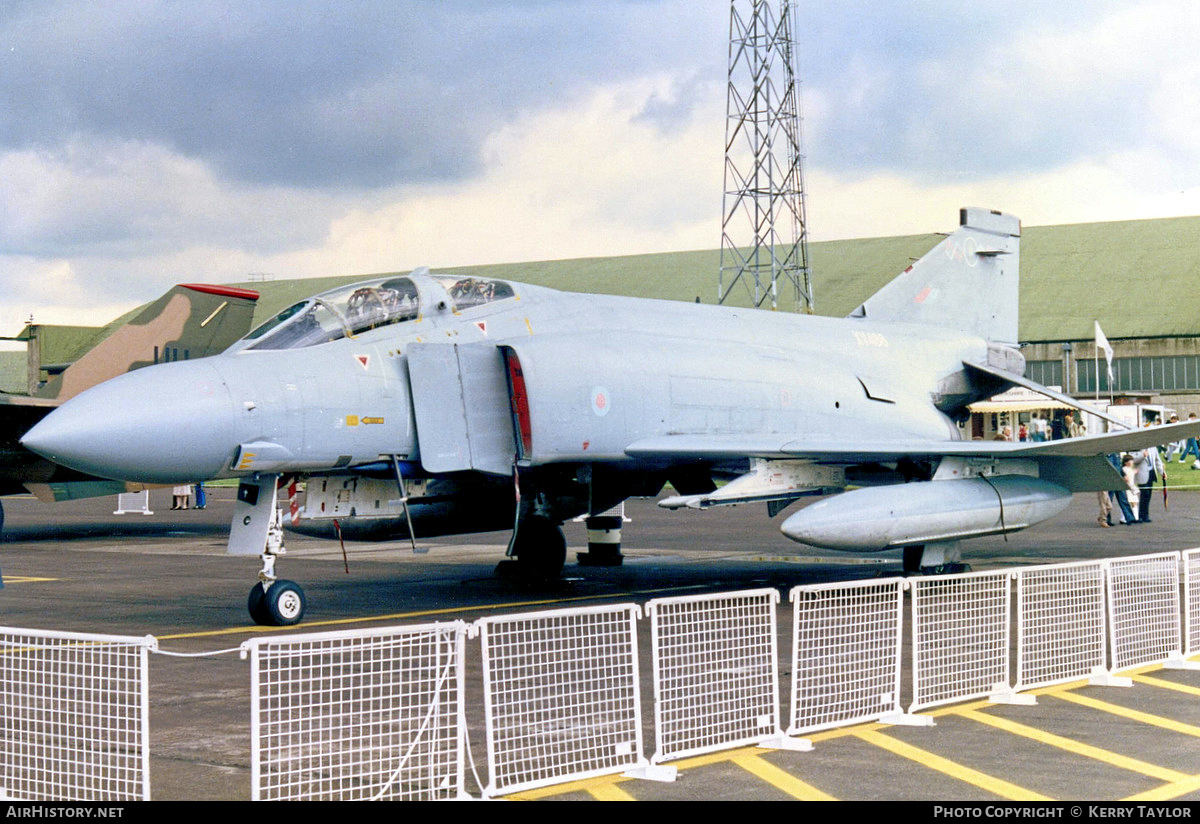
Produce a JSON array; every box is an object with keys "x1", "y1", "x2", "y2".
[
  {"x1": 646, "y1": 588, "x2": 802, "y2": 762},
  {"x1": 1105, "y1": 552, "x2": 1182, "y2": 673},
  {"x1": 0, "y1": 627, "x2": 153, "y2": 801},
  {"x1": 241, "y1": 621, "x2": 470, "y2": 801},
  {"x1": 787, "y1": 577, "x2": 909, "y2": 734},
  {"x1": 1013, "y1": 560, "x2": 1107, "y2": 692},
  {"x1": 475, "y1": 603, "x2": 664, "y2": 797},
  {"x1": 7, "y1": 548, "x2": 1200, "y2": 800},
  {"x1": 1182, "y1": 549, "x2": 1200, "y2": 660},
  {"x1": 909, "y1": 569, "x2": 1015, "y2": 712}
]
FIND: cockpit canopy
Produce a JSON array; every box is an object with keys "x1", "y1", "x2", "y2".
[{"x1": 241, "y1": 273, "x2": 515, "y2": 350}]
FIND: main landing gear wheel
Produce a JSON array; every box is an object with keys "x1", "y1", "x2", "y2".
[
  {"x1": 513, "y1": 516, "x2": 567, "y2": 581},
  {"x1": 902, "y1": 546, "x2": 923, "y2": 574},
  {"x1": 248, "y1": 580, "x2": 306, "y2": 626}
]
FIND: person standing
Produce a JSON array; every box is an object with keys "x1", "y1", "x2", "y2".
[
  {"x1": 1120, "y1": 454, "x2": 1140, "y2": 524},
  {"x1": 1179, "y1": 413, "x2": 1200, "y2": 466},
  {"x1": 1133, "y1": 443, "x2": 1164, "y2": 523}
]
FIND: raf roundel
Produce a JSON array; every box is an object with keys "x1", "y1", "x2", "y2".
[{"x1": 591, "y1": 387, "x2": 611, "y2": 417}]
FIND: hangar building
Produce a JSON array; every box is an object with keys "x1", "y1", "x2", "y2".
[{"x1": 7, "y1": 214, "x2": 1200, "y2": 422}]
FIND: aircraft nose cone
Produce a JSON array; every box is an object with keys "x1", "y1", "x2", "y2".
[{"x1": 21, "y1": 359, "x2": 236, "y2": 483}]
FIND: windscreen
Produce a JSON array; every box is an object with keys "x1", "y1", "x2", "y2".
[{"x1": 246, "y1": 277, "x2": 420, "y2": 350}]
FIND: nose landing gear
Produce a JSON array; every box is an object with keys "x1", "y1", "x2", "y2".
[
  {"x1": 247, "y1": 503, "x2": 306, "y2": 626},
  {"x1": 229, "y1": 474, "x2": 307, "y2": 626}
]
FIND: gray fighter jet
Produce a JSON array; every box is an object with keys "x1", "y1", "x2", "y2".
[{"x1": 21, "y1": 208, "x2": 1197, "y2": 625}]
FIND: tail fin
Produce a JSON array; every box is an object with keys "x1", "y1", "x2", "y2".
[
  {"x1": 850, "y1": 208, "x2": 1020, "y2": 344},
  {"x1": 37, "y1": 284, "x2": 259, "y2": 401}
]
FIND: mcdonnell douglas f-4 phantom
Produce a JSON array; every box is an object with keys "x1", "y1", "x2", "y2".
[
  {"x1": 0, "y1": 283, "x2": 259, "y2": 535},
  {"x1": 21, "y1": 209, "x2": 1198, "y2": 625}
]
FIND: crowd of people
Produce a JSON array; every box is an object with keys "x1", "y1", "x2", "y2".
[{"x1": 992, "y1": 410, "x2": 1197, "y2": 528}]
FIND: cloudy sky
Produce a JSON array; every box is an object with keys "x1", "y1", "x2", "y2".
[{"x1": 3, "y1": 0, "x2": 1200, "y2": 334}]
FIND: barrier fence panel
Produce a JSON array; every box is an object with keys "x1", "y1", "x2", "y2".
[
  {"x1": 910, "y1": 570, "x2": 1013, "y2": 712},
  {"x1": 0, "y1": 627, "x2": 154, "y2": 801},
  {"x1": 242, "y1": 621, "x2": 470, "y2": 801},
  {"x1": 1185, "y1": 549, "x2": 1200, "y2": 660},
  {"x1": 646, "y1": 588, "x2": 786, "y2": 762},
  {"x1": 787, "y1": 578, "x2": 907, "y2": 734},
  {"x1": 1105, "y1": 552, "x2": 1182, "y2": 673},
  {"x1": 1014, "y1": 561, "x2": 1107, "y2": 692},
  {"x1": 476, "y1": 604, "x2": 648, "y2": 797}
]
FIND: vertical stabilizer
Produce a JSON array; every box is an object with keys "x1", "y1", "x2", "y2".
[{"x1": 850, "y1": 208, "x2": 1020, "y2": 344}]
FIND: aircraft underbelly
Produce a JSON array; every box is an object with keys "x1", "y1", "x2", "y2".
[{"x1": 407, "y1": 342, "x2": 516, "y2": 475}]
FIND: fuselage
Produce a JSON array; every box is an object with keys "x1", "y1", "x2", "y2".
[{"x1": 21, "y1": 272, "x2": 989, "y2": 486}]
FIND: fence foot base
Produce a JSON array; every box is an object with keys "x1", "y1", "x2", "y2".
[
  {"x1": 623, "y1": 762, "x2": 677, "y2": 783},
  {"x1": 759, "y1": 733, "x2": 813, "y2": 752},
  {"x1": 1164, "y1": 653, "x2": 1200, "y2": 671},
  {"x1": 880, "y1": 711, "x2": 935, "y2": 727},
  {"x1": 1088, "y1": 666, "x2": 1133, "y2": 687},
  {"x1": 989, "y1": 685, "x2": 1037, "y2": 705}
]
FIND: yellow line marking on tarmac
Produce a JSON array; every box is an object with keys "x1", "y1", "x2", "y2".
[
  {"x1": 0, "y1": 576, "x2": 58, "y2": 584},
  {"x1": 505, "y1": 774, "x2": 636, "y2": 800},
  {"x1": 587, "y1": 784, "x2": 636, "y2": 801},
  {"x1": 1050, "y1": 691, "x2": 1200, "y2": 739},
  {"x1": 731, "y1": 753, "x2": 836, "y2": 800},
  {"x1": 1132, "y1": 673, "x2": 1200, "y2": 697},
  {"x1": 156, "y1": 584, "x2": 713, "y2": 641},
  {"x1": 961, "y1": 709, "x2": 1188, "y2": 783},
  {"x1": 506, "y1": 743, "x2": 825, "y2": 801},
  {"x1": 1123, "y1": 774, "x2": 1200, "y2": 802},
  {"x1": 854, "y1": 729, "x2": 1052, "y2": 801}
]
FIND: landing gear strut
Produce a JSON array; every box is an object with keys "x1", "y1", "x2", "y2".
[
  {"x1": 902, "y1": 542, "x2": 971, "y2": 575},
  {"x1": 246, "y1": 497, "x2": 306, "y2": 626}
]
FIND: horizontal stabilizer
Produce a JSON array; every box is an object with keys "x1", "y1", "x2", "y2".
[{"x1": 962, "y1": 361, "x2": 1131, "y2": 430}]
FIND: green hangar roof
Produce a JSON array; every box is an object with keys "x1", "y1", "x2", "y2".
[{"x1": 211, "y1": 213, "x2": 1198, "y2": 345}]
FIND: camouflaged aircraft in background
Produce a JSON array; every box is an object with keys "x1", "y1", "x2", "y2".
[
  {"x1": 0, "y1": 283, "x2": 259, "y2": 533},
  {"x1": 23, "y1": 209, "x2": 1200, "y2": 626}
]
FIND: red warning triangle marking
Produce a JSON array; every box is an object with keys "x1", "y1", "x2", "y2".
[{"x1": 356, "y1": 354, "x2": 370, "y2": 370}]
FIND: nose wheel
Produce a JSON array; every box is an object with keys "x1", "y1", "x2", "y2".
[{"x1": 248, "y1": 579, "x2": 306, "y2": 626}]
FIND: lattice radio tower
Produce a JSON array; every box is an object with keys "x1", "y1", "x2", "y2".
[{"x1": 718, "y1": 0, "x2": 813, "y2": 313}]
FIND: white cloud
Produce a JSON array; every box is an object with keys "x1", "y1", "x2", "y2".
[
  {"x1": 7, "y1": 2, "x2": 1200, "y2": 335},
  {"x1": 809, "y1": 150, "x2": 1200, "y2": 242},
  {"x1": 265, "y1": 77, "x2": 726, "y2": 275},
  {"x1": 0, "y1": 257, "x2": 131, "y2": 331}
]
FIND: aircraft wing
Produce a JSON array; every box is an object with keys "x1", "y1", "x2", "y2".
[
  {"x1": 0, "y1": 394, "x2": 60, "y2": 495},
  {"x1": 625, "y1": 419, "x2": 1200, "y2": 462},
  {"x1": 627, "y1": 419, "x2": 1200, "y2": 495}
]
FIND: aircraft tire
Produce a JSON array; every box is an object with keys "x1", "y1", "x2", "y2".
[
  {"x1": 247, "y1": 583, "x2": 270, "y2": 625},
  {"x1": 263, "y1": 580, "x2": 306, "y2": 626},
  {"x1": 902, "y1": 545, "x2": 923, "y2": 574},
  {"x1": 514, "y1": 516, "x2": 566, "y2": 580}
]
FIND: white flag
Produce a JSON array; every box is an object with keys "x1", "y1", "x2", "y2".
[{"x1": 1095, "y1": 321, "x2": 1114, "y2": 382}]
